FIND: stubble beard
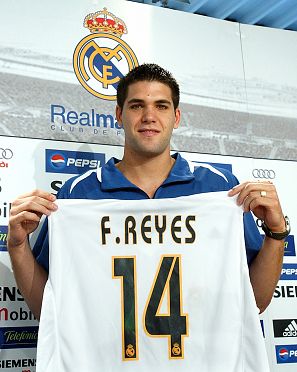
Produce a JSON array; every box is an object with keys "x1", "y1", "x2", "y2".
[{"x1": 125, "y1": 135, "x2": 171, "y2": 158}]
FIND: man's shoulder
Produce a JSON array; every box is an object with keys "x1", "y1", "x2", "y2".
[
  {"x1": 181, "y1": 156, "x2": 239, "y2": 191},
  {"x1": 58, "y1": 168, "x2": 102, "y2": 199}
]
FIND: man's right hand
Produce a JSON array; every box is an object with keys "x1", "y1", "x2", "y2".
[{"x1": 8, "y1": 189, "x2": 57, "y2": 249}]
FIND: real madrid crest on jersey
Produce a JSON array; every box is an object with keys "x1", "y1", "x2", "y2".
[{"x1": 73, "y1": 8, "x2": 138, "y2": 101}]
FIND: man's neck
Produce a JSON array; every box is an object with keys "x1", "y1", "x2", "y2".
[{"x1": 116, "y1": 151, "x2": 175, "y2": 198}]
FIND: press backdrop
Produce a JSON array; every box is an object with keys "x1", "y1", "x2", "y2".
[{"x1": 0, "y1": 0, "x2": 296, "y2": 370}]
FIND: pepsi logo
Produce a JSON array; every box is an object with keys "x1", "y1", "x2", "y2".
[
  {"x1": 278, "y1": 348, "x2": 289, "y2": 360},
  {"x1": 46, "y1": 149, "x2": 106, "y2": 175},
  {"x1": 50, "y1": 154, "x2": 66, "y2": 169}
]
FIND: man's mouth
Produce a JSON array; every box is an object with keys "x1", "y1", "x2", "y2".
[{"x1": 138, "y1": 129, "x2": 160, "y2": 137}]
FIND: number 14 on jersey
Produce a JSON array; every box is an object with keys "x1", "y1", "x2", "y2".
[{"x1": 112, "y1": 255, "x2": 189, "y2": 361}]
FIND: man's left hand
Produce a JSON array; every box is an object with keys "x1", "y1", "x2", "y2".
[{"x1": 228, "y1": 181, "x2": 285, "y2": 232}]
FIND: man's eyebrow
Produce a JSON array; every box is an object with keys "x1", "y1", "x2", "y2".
[
  {"x1": 127, "y1": 98, "x2": 144, "y2": 104},
  {"x1": 126, "y1": 98, "x2": 172, "y2": 104},
  {"x1": 155, "y1": 99, "x2": 172, "y2": 105}
]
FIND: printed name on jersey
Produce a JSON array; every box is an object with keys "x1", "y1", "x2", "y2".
[{"x1": 100, "y1": 214, "x2": 196, "y2": 245}]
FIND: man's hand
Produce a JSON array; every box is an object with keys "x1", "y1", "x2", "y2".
[
  {"x1": 8, "y1": 189, "x2": 57, "y2": 249},
  {"x1": 229, "y1": 181, "x2": 286, "y2": 313},
  {"x1": 7, "y1": 189, "x2": 57, "y2": 319},
  {"x1": 228, "y1": 181, "x2": 285, "y2": 232}
]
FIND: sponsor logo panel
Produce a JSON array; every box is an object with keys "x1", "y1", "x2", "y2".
[
  {"x1": 274, "y1": 285, "x2": 297, "y2": 298},
  {"x1": 276, "y1": 345, "x2": 297, "y2": 364},
  {"x1": 284, "y1": 235, "x2": 296, "y2": 257},
  {"x1": 0, "y1": 358, "x2": 35, "y2": 369},
  {"x1": 45, "y1": 149, "x2": 106, "y2": 174},
  {"x1": 252, "y1": 168, "x2": 275, "y2": 179},
  {"x1": 0, "y1": 148, "x2": 13, "y2": 160},
  {"x1": 274, "y1": 319, "x2": 297, "y2": 337},
  {"x1": 0, "y1": 286, "x2": 37, "y2": 323},
  {"x1": 281, "y1": 264, "x2": 297, "y2": 280},
  {"x1": 0, "y1": 326, "x2": 38, "y2": 349},
  {"x1": 0, "y1": 225, "x2": 8, "y2": 251},
  {"x1": 0, "y1": 148, "x2": 13, "y2": 169}
]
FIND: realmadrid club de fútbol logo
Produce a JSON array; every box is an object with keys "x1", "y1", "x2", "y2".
[{"x1": 73, "y1": 8, "x2": 138, "y2": 101}]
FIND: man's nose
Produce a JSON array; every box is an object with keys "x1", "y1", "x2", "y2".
[{"x1": 141, "y1": 106, "x2": 156, "y2": 122}]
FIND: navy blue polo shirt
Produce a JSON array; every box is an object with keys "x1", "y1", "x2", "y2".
[{"x1": 33, "y1": 153, "x2": 262, "y2": 272}]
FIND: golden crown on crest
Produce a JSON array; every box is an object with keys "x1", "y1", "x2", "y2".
[{"x1": 84, "y1": 8, "x2": 127, "y2": 37}]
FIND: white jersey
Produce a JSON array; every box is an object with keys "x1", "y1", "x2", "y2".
[{"x1": 37, "y1": 192, "x2": 270, "y2": 372}]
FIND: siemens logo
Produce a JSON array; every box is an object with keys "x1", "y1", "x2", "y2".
[
  {"x1": 281, "y1": 264, "x2": 297, "y2": 280},
  {"x1": 45, "y1": 149, "x2": 106, "y2": 175},
  {"x1": 0, "y1": 286, "x2": 24, "y2": 302},
  {"x1": 274, "y1": 285, "x2": 297, "y2": 298},
  {"x1": 0, "y1": 358, "x2": 35, "y2": 368}
]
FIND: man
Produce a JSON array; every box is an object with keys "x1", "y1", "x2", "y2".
[{"x1": 8, "y1": 64, "x2": 287, "y2": 322}]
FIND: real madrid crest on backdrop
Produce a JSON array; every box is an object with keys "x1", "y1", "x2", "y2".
[{"x1": 73, "y1": 7, "x2": 139, "y2": 100}]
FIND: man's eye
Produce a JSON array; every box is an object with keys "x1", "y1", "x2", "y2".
[
  {"x1": 157, "y1": 105, "x2": 168, "y2": 110},
  {"x1": 130, "y1": 104, "x2": 142, "y2": 110}
]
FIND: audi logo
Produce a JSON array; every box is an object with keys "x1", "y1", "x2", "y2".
[
  {"x1": 252, "y1": 169, "x2": 275, "y2": 179},
  {"x1": 0, "y1": 148, "x2": 13, "y2": 160}
]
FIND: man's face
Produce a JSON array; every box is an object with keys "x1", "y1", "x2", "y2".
[{"x1": 116, "y1": 81, "x2": 180, "y2": 157}]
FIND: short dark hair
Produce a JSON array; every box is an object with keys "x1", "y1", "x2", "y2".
[{"x1": 116, "y1": 63, "x2": 180, "y2": 110}]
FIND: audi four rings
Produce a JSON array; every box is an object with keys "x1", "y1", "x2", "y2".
[
  {"x1": 252, "y1": 169, "x2": 275, "y2": 179},
  {"x1": 0, "y1": 148, "x2": 13, "y2": 160}
]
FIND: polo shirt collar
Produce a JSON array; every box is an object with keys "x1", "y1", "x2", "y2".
[{"x1": 101, "y1": 153, "x2": 195, "y2": 191}]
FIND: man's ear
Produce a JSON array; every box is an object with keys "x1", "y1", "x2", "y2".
[
  {"x1": 174, "y1": 108, "x2": 181, "y2": 129},
  {"x1": 116, "y1": 105, "x2": 123, "y2": 125}
]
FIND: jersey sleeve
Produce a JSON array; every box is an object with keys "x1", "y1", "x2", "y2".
[
  {"x1": 32, "y1": 178, "x2": 76, "y2": 272},
  {"x1": 243, "y1": 212, "x2": 263, "y2": 265},
  {"x1": 32, "y1": 217, "x2": 50, "y2": 273}
]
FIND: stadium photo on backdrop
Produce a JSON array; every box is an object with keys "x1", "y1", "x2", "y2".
[{"x1": 8, "y1": 64, "x2": 290, "y2": 371}]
